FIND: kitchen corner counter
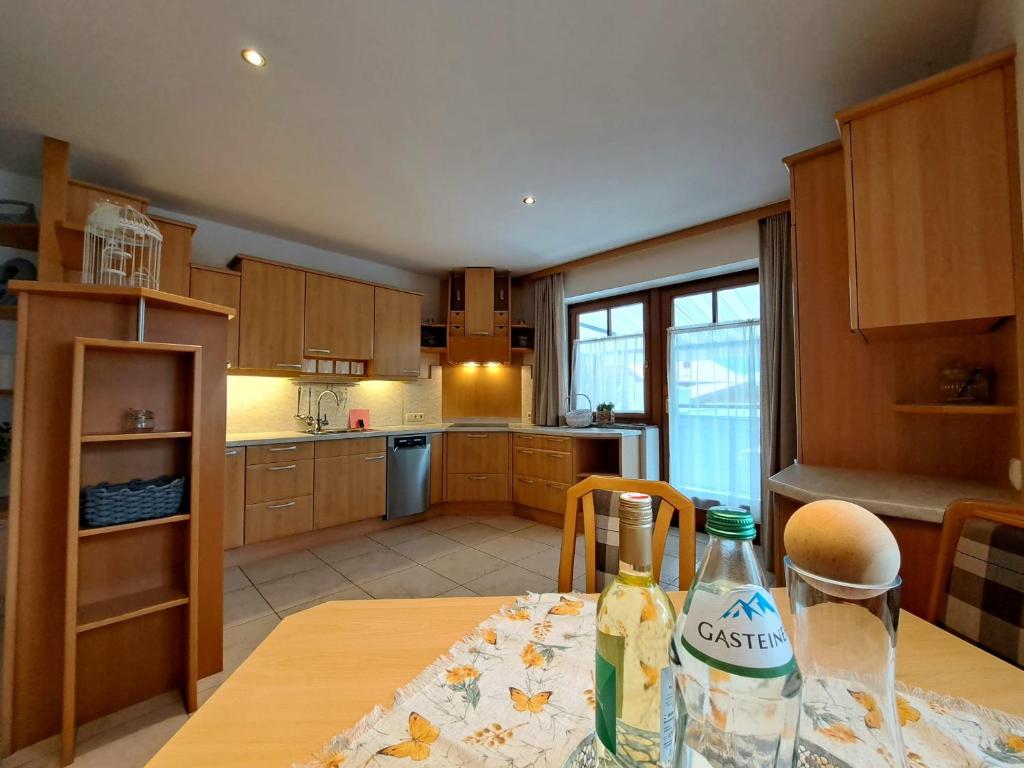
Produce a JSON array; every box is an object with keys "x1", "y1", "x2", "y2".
[
  {"x1": 226, "y1": 423, "x2": 638, "y2": 447},
  {"x1": 767, "y1": 463, "x2": 1020, "y2": 524}
]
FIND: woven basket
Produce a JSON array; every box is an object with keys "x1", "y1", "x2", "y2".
[
  {"x1": 565, "y1": 393, "x2": 593, "y2": 428},
  {"x1": 80, "y1": 475, "x2": 186, "y2": 528}
]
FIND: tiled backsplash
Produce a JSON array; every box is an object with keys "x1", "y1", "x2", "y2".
[{"x1": 227, "y1": 366, "x2": 533, "y2": 434}]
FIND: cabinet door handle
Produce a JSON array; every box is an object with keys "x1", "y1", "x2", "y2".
[
  {"x1": 546, "y1": 482, "x2": 563, "y2": 489},
  {"x1": 466, "y1": 434, "x2": 487, "y2": 439},
  {"x1": 518, "y1": 477, "x2": 535, "y2": 485},
  {"x1": 268, "y1": 464, "x2": 297, "y2": 472},
  {"x1": 470, "y1": 331, "x2": 490, "y2": 336},
  {"x1": 402, "y1": 368, "x2": 420, "y2": 375},
  {"x1": 225, "y1": 449, "x2": 238, "y2": 456},
  {"x1": 268, "y1": 500, "x2": 297, "y2": 509},
  {"x1": 468, "y1": 475, "x2": 488, "y2": 480},
  {"x1": 364, "y1": 454, "x2": 386, "y2": 461},
  {"x1": 276, "y1": 363, "x2": 303, "y2": 369},
  {"x1": 268, "y1": 445, "x2": 297, "y2": 452},
  {"x1": 306, "y1": 348, "x2": 331, "y2": 354}
]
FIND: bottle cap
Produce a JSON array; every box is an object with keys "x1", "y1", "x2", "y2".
[
  {"x1": 618, "y1": 492, "x2": 653, "y2": 526},
  {"x1": 706, "y1": 506, "x2": 755, "y2": 540}
]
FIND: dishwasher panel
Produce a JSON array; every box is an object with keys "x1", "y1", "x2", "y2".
[{"x1": 386, "y1": 434, "x2": 431, "y2": 520}]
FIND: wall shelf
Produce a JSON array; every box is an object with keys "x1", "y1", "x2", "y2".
[
  {"x1": 81, "y1": 430, "x2": 192, "y2": 443},
  {"x1": 893, "y1": 403, "x2": 1018, "y2": 415},
  {"x1": 76, "y1": 585, "x2": 188, "y2": 633},
  {"x1": 79, "y1": 513, "x2": 190, "y2": 538},
  {"x1": 0, "y1": 223, "x2": 39, "y2": 251}
]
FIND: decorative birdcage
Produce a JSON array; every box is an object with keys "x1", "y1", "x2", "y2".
[{"x1": 82, "y1": 202, "x2": 163, "y2": 289}]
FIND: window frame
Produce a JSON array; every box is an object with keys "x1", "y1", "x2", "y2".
[{"x1": 568, "y1": 290, "x2": 653, "y2": 421}]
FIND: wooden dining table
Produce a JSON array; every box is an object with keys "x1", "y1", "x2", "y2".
[{"x1": 147, "y1": 589, "x2": 1024, "y2": 767}]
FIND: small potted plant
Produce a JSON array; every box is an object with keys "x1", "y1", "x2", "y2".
[{"x1": 596, "y1": 402, "x2": 615, "y2": 425}]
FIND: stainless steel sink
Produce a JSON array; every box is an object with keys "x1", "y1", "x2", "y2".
[{"x1": 298, "y1": 427, "x2": 375, "y2": 435}]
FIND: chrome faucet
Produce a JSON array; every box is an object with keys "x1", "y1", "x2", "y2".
[{"x1": 314, "y1": 389, "x2": 341, "y2": 434}]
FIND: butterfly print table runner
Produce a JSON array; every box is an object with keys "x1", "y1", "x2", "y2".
[{"x1": 298, "y1": 592, "x2": 1024, "y2": 767}]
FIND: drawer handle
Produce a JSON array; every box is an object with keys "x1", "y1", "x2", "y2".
[
  {"x1": 545, "y1": 451, "x2": 563, "y2": 458},
  {"x1": 268, "y1": 464, "x2": 297, "y2": 472},
  {"x1": 276, "y1": 363, "x2": 303, "y2": 369},
  {"x1": 518, "y1": 477, "x2": 535, "y2": 485},
  {"x1": 468, "y1": 475, "x2": 488, "y2": 480},
  {"x1": 268, "y1": 500, "x2": 297, "y2": 509},
  {"x1": 470, "y1": 331, "x2": 490, "y2": 336},
  {"x1": 517, "y1": 447, "x2": 534, "y2": 454},
  {"x1": 402, "y1": 368, "x2": 420, "y2": 375},
  {"x1": 225, "y1": 449, "x2": 238, "y2": 456},
  {"x1": 465, "y1": 434, "x2": 488, "y2": 439},
  {"x1": 364, "y1": 454, "x2": 386, "y2": 461},
  {"x1": 546, "y1": 482, "x2": 563, "y2": 489},
  {"x1": 268, "y1": 445, "x2": 298, "y2": 452},
  {"x1": 306, "y1": 347, "x2": 331, "y2": 354}
]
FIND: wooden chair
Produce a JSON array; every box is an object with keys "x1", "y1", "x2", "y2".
[
  {"x1": 557, "y1": 475, "x2": 696, "y2": 593},
  {"x1": 925, "y1": 498, "x2": 1024, "y2": 623}
]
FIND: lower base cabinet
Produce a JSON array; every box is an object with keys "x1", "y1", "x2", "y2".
[
  {"x1": 513, "y1": 475, "x2": 569, "y2": 514},
  {"x1": 447, "y1": 473, "x2": 509, "y2": 502},
  {"x1": 224, "y1": 447, "x2": 246, "y2": 549},
  {"x1": 245, "y1": 496, "x2": 314, "y2": 544},
  {"x1": 314, "y1": 437, "x2": 387, "y2": 528}
]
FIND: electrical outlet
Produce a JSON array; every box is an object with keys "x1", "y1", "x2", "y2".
[{"x1": 405, "y1": 412, "x2": 425, "y2": 423}]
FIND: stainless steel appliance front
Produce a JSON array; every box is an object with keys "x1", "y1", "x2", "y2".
[{"x1": 386, "y1": 434, "x2": 431, "y2": 520}]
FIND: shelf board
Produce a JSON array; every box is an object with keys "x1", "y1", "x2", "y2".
[
  {"x1": 0, "y1": 389, "x2": 12, "y2": 396},
  {"x1": 421, "y1": 346, "x2": 447, "y2": 353},
  {"x1": 893, "y1": 403, "x2": 1018, "y2": 415},
  {"x1": 79, "y1": 513, "x2": 190, "y2": 538},
  {"x1": 0, "y1": 306, "x2": 16, "y2": 321},
  {"x1": 77, "y1": 585, "x2": 188, "y2": 633},
  {"x1": 0, "y1": 222, "x2": 39, "y2": 251},
  {"x1": 511, "y1": 347, "x2": 533, "y2": 353},
  {"x1": 81, "y1": 430, "x2": 192, "y2": 443}
]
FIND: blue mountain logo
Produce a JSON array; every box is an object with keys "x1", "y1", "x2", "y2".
[{"x1": 720, "y1": 592, "x2": 778, "y2": 621}]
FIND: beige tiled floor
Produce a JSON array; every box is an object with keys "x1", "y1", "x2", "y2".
[{"x1": 5, "y1": 516, "x2": 705, "y2": 767}]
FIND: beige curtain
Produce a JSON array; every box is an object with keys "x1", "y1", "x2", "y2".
[
  {"x1": 532, "y1": 274, "x2": 567, "y2": 426},
  {"x1": 759, "y1": 212, "x2": 796, "y2": 572}
]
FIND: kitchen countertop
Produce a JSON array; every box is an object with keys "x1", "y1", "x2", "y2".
[
  {"x1": 767, "y1": 463, "x2": 1020, "y2": 524},
  {"x1": 226, "y1": 423, "x2": 637, "y2": 447}
]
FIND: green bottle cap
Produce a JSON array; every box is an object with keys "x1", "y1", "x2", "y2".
[{"x1": 705, "y1": 506, "x2": 755, "y2": 540}]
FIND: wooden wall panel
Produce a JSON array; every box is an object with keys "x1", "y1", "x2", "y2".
[{"x1": 441, "y1": 366, "x2": 522, "y2": 420}]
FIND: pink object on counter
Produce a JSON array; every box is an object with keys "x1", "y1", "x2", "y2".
[{"x1": 349, "y1": 409, "x2": 371, "y2": 430}]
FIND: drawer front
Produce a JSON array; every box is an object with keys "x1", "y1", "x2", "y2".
[
  {"x1": 514, "y1": 476, "x2": 567, "y2": 515},
  {"x1": 314, "y1": 436, "x2": 387, "y2": 459},
  {"x1": 446, "y1": 432, "x2": 509, "y2": 474},
  {"x1": 224, "y1": 447, "x2": 246, "y2": 550},
  {"x1": 449, "y1": 324, "x2": 465, "y2": 337},
  {"x1": 514, "y1": 433, "x2": 572, "y2": 452},
  {"x1": 494, "y1": 310, "x2": 509, "y2": 325},
  {"x1": 246, "y1": 458, "x2": 314, "y2": 503},
  {"x1": 449, "y1": 310, "x2": 466, "y2": 325},
  {"x1": 494, "y1": 324, "x2": 509, "y2": 337},
  {"x1": 247, "y1": 442, "x2": 314, "y2": 465},
  {"x1": 244, "y1": 495, "x2": 313, "y2": 544},
  {"x1": 446, "y1": 473, "x2": 509, "y2": 502},
  {"x1": 513, "y1": 446, "x2": 573, "y2": 484}
]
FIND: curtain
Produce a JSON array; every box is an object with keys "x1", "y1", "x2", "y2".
[
  {"x1": 571, "y1": 333, "x2": 645, "y2": 413},
  {"x1": 532, "y1": 274, "x2": 567, "y2": 426},
  {"x1": 668, "y1": 321, "x2": 761, "y2": 516},
  {"x1": 759, "y1": 212, "x2": 796, "y2": 572}
]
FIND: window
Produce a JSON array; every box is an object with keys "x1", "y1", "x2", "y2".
[
  {"x1": 665, "y1": 276, "x2": 761, "y2": 515},
  {"x1": 569, "y1": 295, "x2": 649, "y2": 418}
]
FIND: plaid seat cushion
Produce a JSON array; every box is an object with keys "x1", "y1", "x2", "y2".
[
  {"x1": 942, "y1": 517, "x2": 1024, "y2": 668},
  {"x1": 591, "y1": 490, "x2": 665, "y2": 590}
]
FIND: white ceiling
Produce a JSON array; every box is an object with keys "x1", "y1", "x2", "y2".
[{"x1": 0, "y1": 0, "x2": 980, "y2": 276}]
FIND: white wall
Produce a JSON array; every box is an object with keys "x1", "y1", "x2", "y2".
[
  {"x1": 563, "y1": 220, "x2": 760, "y2": 302},
  {"x1": 0, "y1": 167, "x2": 440, "y2": 318}
]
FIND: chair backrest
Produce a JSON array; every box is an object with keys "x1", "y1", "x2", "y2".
[
  {"x1": 926, "y1": 498, "x2": 1024, "y2": 667},
  {"x1": 557, "y1": 475, "x2": 696, "y2": 593}
]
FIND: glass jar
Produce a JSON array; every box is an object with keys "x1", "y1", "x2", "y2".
[{"x1": 125, "y1": 408, "x2": 155, "y2": 432}]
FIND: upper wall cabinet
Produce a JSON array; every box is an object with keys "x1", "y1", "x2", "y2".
[
  {"x1": 304, "y1": 273, "x2": 374, "y2": 360},
  {"x1": 837, "y1": 50, "x2": 1018, "y2": 337},
  {"x1": 150, "y1": 214, "x2": 196, "y2": 297},
  {"x1": 189, "y1": 265, "x2": 241, "y2": 368},
  {"x1": 447, "y1": 267, "x2": 512, "y2": 363},
  {"x1": 236, "y1": 258, "x2": 306, "y2": 371},
  {"x1": 369, "y1": 287, "x2": 422, "y2": 377}
]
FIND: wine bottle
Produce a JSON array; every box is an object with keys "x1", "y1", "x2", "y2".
[{"x1": 595, "y1": 492, "x2": 677, "y2": 767}]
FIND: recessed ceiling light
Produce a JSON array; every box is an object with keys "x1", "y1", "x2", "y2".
[
  {"x1": 241, "y1": 48, "x2": 266, "y2": 68},
  {"x1": 522, "y1": 196, "x2": 537, "y2": 206}
]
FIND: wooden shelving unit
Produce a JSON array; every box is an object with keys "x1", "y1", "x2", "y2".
[
  {"x1": 893, "y1": 403, "x2": 1018, "y2": 415},
  {"x1": 62, "y1": 337, "x2": 201, "y2": 765},
  {"x1": 0, "y1": 222, "x2": 39, "y2": 251}
]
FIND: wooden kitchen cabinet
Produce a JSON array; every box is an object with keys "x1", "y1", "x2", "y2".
[
  {"x1": 446, "y1": 472, "x2": 509, "y2": 502},
  {"x1": 446, "y1": 433, "x2": 509, "y2": 474},
  {"x1": 368, "y1": 287, "x2": 422, "y2": 377},
  {"x1": 464, "y1": 267, "x2": 495, "y2": 336},
  {"x1": 314, "y1": 447, "x2": 387, "y2": 528},
  {"x1": 245, "y1": 458, "x2": 314, "y2": 503},
  {"x1": 304, "y1": 273, "x2": 374, "y2": 360},
  {"x1": 224, "y1": 446, "x2": 245, "y2": 549},
  {"x1": 149, "y1": 214, "x2": 196, "y2": 297},
  {"x1": 189, "y1": 265, "x2": 241, "y2": 368},
  {"x1": 838, "y1": 51, "x2": 1017, "y2": 335},
  {"x1": 430, "y1": 434, "x2": 444, "y2": 505},
  {"x1": 236, "y1": 258, "x2": 306, "y2": 370},
  {"x1": 245, "y1": 496, "x2": 314, "y2": 545}
]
